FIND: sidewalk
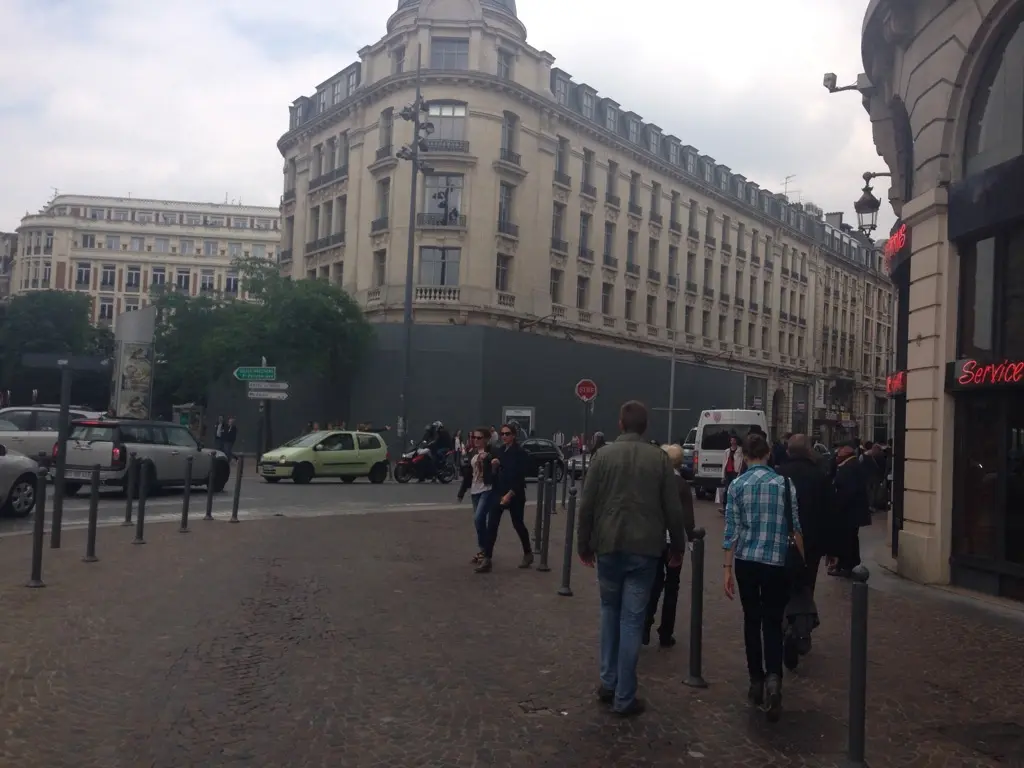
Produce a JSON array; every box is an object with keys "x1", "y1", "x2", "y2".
[{"x1": 0, "y1": 502, "x2": 1021, "y2": 766}]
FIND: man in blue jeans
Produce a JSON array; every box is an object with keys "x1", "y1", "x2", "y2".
[{"x1": 577, "y1": 400, "x2": 688, "y2": 716}]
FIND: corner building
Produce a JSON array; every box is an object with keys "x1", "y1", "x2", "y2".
[
  {"x1": 278, "y1": 0, "x2": 894, "y2": 440},
  {"x1": 862, "y1": 0, "x2": 1024, "y2": 598}
]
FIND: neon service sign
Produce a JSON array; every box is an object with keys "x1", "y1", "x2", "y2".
[
  {"x1": 884, "y1": 221, "x2": 911, "y2": 275},
  {"x1": 949, "y1": 358, "x2": 1024, "y2": 390},
  {"x1": 886, "y1": 370, "x2": 907, "y2": 396}
]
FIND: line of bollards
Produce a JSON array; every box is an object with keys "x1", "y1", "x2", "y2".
[
  {"x1": 533, "y1": 465, "x2": 546, "y2": 554},
  {"x1": 26, "y1": 467, "x2": 47, "y2": 588},
  {"x1": 205, "y1": 460, "x2": 216, "y2": 520},
  {"x1": 122, "y1": 453, "x2": 137, "y2": 526},
  {"x1": 537, "y1": 463, "x2": 555, "y2": 572},
  {"x1": 681, "y1": 528, "x2": 708, "y2": 688},
  {"x1": 133, "y1": 459, "x2": 151, "y2": 545},
  {"x1": 557, "y1": 476, "x2": 577, "y2": 596},
  {"x1": 847, "y1": 565, "x2": 870, "y2": 766}
]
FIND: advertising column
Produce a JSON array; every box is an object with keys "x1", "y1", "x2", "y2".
[{"x1": 110, "y1": 306, "x2": 157, "y2": 419}]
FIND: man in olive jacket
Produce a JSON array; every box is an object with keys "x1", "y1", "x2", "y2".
[{"x1": 577, "y1": 400, "x2": 687, "y2": 717}]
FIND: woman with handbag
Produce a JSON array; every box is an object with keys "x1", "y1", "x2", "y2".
[{"x1": 722, "y1": 432, "x2": 804, "y2": 723}]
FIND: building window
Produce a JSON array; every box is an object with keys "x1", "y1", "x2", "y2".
[
  {"x1": 90, "y1": 208, "x2": 105, "y2": 220},
  {"x1": 626, "y1": 231, "x2": 637, "y2": 264},
  {"x1": 176, "y1": 270, "x2": 190, "y2": 291},
  {"x1": 684, "y1": 306, "x2": 693, "y2": 332},
  {"x1": 155, "y1": 237, "x2": 169, "y2": 253},
  {"x1": 347, "y1": 69, "x2": 358, "y2": 92},
  {"x1": 427, "y1": 103, "x2": 466, "y2": 140},
  {"x1": 105, "y1": 235, "x2": 120, "y2": 250},
  {"x1": 393, "y1": 45, "x2": 406, "y2": 74},
  {"x1": 550, "y1": 269, "x2": 564, "y2": 304},
  {"x1": 501, "y1": 112, "x2": 517, "y2": 153},
  {"x1": 666, "y1": 300, "x2": 676, "y2": 329},
  {"x1": 372, "y1": 250, "x2": 386, "y2": 287},
  {"x1": 377, "y1": 178, "x2": 391, "y2": 220},
  {"x1": 333, "y1": 79, "x2": 345, "y2": 103},
  {"x1": 379, "y1": 107, "x2": 393, "y2": 148},
  {"x1": 648, "y1": 130, "x2": 659, "y2": 155},
  {"x1": 200, "y1": 271, "x2": 215, "y2": 292},
  {"x1": 42, "y1": 262, "x2": 51, "y2": 285},
  {"x1": 495, "y1": 254, "x2": 512, "y2": 292},
  {"x1": 232, "y1": 217, "x2": 248, "y2": 229},
  {"x1": 581, "y1": 91, "x2": 595, "y2": 120},
  {"x1": 554, "y1": 77, "x2": 569, "y2": 105},
  {"x1": 552, "y1": 203, "x2": 566, "y2": 240},
  {"x1": 419, "y1": 246, "x2": 460, "y2": 286},
  {"x1": 101, "y1": 264, "x2": 115, "y2": 287},
  {"x1": 601, "y1": 282, "x2": 614, "y2": 315},
  {"x1": 124, "y1": 299, "x2": 139, "y2": 312},
  {"x1": 180, "y1": 238, "x2": 194, "y2": 255},
  {"x1": 605, "y1": 106, "x2": 617, "y2": 132},
  {"x1": 81, "y1": 234, "x2": 96, "y2": 249},
  {"x1": 99, "y1": 297, "x2": 114, "y2": 320},
  {"x1": 576, "y1": 276, "x2": 589, "y2": 309},
  {"x1": 204, "y1": 240, "x2": 218, "y2": 256},
  {"x1": 624, "y1": 289, "x2": 636, "y2": 320},
  {"x1": 430, "y1": 38, "x2": 469, "y2": 70},
  {"x1": 498, "y1": 182, "x2": 514, "y2": 223},
  {"x1": 125, "y1": 265, "x2": 141, "y2": 289},
  {"x1": 628, "y1": 120, "x2": 639, "y2": 143},
  {"x1": 225, "y1": 272, "x2": 239, "y2": 293},
  {"x1": 964, "y1": 17, "x2": 1024, "y2": 176},
  {"x1": 497, "y1": 49, "x2": 513, "y2": 80},
  {"x1": 701, "y1": 310, "x2": 710, "y2": 337},
  {"x1": 76, "y1": 262, "x2": 91, "y2": 286},
  {"x1": 151, "y1": 267, "x2": 166, "y2": 286},
  {"x1": 229, "y1": 242, "x2": 242, "y2": 259},
  {"x1": 645, "y1": 295, "x2": 656, "y2": 325},
  {"x1": 423, "y1": 174, "x2": 464, "y2": 223}
]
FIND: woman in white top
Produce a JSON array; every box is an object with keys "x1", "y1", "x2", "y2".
[{"x1": 456, "y1": 428, "x2": 498, "y2": 565}]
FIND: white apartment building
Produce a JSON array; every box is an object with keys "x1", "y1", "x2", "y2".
[{"x1": 13, "y1": 195, "x2": 280, "y2": 329}]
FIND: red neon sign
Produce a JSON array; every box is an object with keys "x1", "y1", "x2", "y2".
[
  {"x1": 886, "y1": 370, "x2": 906, "y2": 396},
  {"x1": 956, "y1": 358, "x2": 1024, "y2": 387},
  {"x1": 884, "y1": 223, "x2": 907, "y2": 273}
]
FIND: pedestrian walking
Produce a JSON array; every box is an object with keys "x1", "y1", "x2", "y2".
[
  {"x1": 831, "y1": 445, "x2": 871, "y2": 577},
  {"x1": 214, "y1": 415, "x2": 226, "y2": 453},
  {"x1": 776, "y1": 433, "x2": 837, "y2": 669},
  {"x1": 457, "y1": 428, "x2": 498, "y2": 567},
  {"x1": 223, "y1": 417, "x2": 238, "y2": 461},
  {"x1": 644, "y1": 443, "x2": 696, "y2": 648},
  {"x1": 720, "y1": 435, "x2": 744, "y2": 514},
  {"x1": 577, "y1": 401, "x2": 687, "y2": 717},
  {"x1": 476, "y1": 424, "x2": 532, "y2": 573},
  {"x1": 722, "y1": 432, "x2": 803, "y2": 723}
]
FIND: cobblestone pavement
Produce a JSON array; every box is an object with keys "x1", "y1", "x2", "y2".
[{"x1": 0, "y1": 500, "x2": 1022, "y2": 767}]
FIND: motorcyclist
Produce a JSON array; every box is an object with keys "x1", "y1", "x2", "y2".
[{"x1": 420, "y1": 421, "x2": 454, "y2": 481}]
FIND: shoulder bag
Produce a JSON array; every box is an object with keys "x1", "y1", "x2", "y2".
[{"x1": 782, "y1": 477, "x2": 805, "y2": 578}]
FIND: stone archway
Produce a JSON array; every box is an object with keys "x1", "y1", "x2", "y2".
[{"x1": 771, "y1": 388, "x2": 786, "y2": 441}]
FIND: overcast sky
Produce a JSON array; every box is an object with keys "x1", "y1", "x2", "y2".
[{"x1": 0, "y1": 0, "x2": 893, "y2": 233}]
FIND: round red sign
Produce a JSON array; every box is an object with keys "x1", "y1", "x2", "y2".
[{"x1": 575, "y1": 378, "x2": 598, "y2": 402}]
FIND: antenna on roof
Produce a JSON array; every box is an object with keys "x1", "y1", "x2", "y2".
[{"x1": 781, "y1": 174, "x2": 801, "y2": 201}]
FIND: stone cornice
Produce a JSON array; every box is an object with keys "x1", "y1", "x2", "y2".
[{"x1": 278, "y1": 69, "x2": 825, "y2": 251}]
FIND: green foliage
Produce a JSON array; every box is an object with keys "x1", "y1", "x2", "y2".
[
  {"x1": 0, "y1": 291, "x2": 111, "y2": 383},
  {"x1": 153, "y1": 257, "x2": 372, "y2": 404}
]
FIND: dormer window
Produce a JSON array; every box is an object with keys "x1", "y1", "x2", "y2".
[
  {"x1": 668, "y1": 144, "x2": 678, "y2": 165},
  {"x1": 762, "y1": 195, "x2": 770, "y2": 213},
  {"x1": 318, "y1": 89, "x2": 327, "y2": 112},
  {"x1": 648, "y1": 131, "x2": 659, "y2": 154},
  {"x1": 628, "y1": 120, "x2": 639, "y2": 143},
  {"x1": 749, "y1": 188, "x2": 757, "y2": 206},
  {"x1": 554, "y1": 77, "x2": 569, "y2": 106},
  {"x1": 736, "y1": 181, "x2": 745, "y2": 199},
  {"x1": 582, "y1": 91, "x2": 595, "y2": 120},
  {"x1": 394, "y1": 45, "x2": 407, "y2": 74},
  {"x1": 347, "y1": 70, "x2": 358, "y2": 92},
  {"x1": 332, "y1": 80, "x2": 344, "y2": 102},
  {"x1": 703, "y1": 162, "x2": 713, "y2": 183},
  {"x1": 605, "y1": 106, "x2": 617, "y2": 132},
  {"x1": 719, "y1": 172, "x2": 729, "y2": 190},
  {"x1": 686, "y1": 154, "x2": 695, "y2": 174}
]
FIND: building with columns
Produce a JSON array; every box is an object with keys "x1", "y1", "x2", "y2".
[
  {"x1": 861, "y1": 0, "x2": 1024, "y2": 599},
  {"x1": 12, "y1": 195, "x2": 281, "y2": 330},
  {"x1": 277, "y1": 0, "x2": 893, "y2": 439}
]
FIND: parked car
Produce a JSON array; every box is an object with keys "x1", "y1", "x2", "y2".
[
  {"x1": 521, "y1": 438, "x2": 565, "y2": 482},
  {"x1": 681, "y1": 428, "x2": 697, "y2": 476},
  {"x1": 259, "y1": 430, "x2": 390, "y2": 484},
  {"x1": 0, "y1": 406, "x2": 106, "y2": 463},
  {"x1": 59, "y1": 419, "x2": 231, "y2": 496},
  {"x1": 0, "y1": 443, "x2": 39, "y2": 517}
]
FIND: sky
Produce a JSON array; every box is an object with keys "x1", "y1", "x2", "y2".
[{"x1": 0, "y1": 0, "x2": 894, "y2": 234}]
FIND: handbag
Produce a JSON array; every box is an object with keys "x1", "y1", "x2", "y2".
[{"x1": 782, "y1": 477, "x2": 805, "y2": 577}]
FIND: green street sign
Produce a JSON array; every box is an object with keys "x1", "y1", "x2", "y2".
[{"x1": 233, "y1": 366, "x2": 276, "y2": 381}]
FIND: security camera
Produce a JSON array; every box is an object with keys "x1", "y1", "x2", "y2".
[{"x1": 823, "y1": 73, "x2": 838, "y2": 92}]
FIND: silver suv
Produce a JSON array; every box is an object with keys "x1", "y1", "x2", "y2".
[
  {"x1": 0, "y1": 406, "x2": 106, "y2": 462},
  {"x1": 60, "y1": 418, "x2": 231, "y2": 496}
]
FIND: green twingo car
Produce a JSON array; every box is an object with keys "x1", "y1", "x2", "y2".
[{"x1": 260, "y1": 430, "x2": 390, "y2": 484}]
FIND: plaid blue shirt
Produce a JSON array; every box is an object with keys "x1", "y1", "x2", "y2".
[{"x1": 722, "y1": 465, "x2": 801, "y2": 566}]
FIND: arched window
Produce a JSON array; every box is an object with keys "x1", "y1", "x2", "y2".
[{"x1": 964, "y1": 14, "x2": 1024, "y2": 176}]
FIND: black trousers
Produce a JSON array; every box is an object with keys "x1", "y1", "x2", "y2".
[
  {"x1": 734, "y1": 559, "x2": 790, "y2": 681},
  {"x1": 722, "y1": 472, "x2": 737, "y2": 508},
  {"x1": 836, "y1": 527, "x2": 862, "y2": 571},
  {"x1": 645, "y1": 551, "x2": 681, "y2": 639},
  {"x1": 484, "y1": 493, "x2": 531, "y2": 558}
]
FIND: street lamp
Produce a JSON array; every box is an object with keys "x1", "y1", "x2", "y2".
[
  {"x1": 853, "y1": 171, "x2": 890, "y2": 236},
  {"x1": 396, "y1": 45, "x2": 434, "y2": 439}
]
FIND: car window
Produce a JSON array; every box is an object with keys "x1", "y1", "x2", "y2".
[
  {"x1": 320, "y1": 433, "x2": 355, "y2": 451},
  {"x1": 0, "y1": 419, "x2": 18, "y2": 431},
  {"x1": 357, "y1": 434, "x2": 381, "y2": 450},
  {"x1": 1, "y1": 410, "x2": 34, "y2": 430},
  {"x1": 120, "y1": 425, "x2": 159, "y2": 444},
  {"x1": 522, "y1": 440, "x2": 540, "y2": 452},
  {"x1": 700, "y1": 425, "x2": 761, "y2": 451},
  {"x1": 685, "y1": 429, "x2": 697, "y2": 445},
  {"x1": 164, "y1": 427, "x2": 199, "y2": 448},
  {"x1": 35, "y1": 411, "x2": 63, "y2": 431},
  {"x1": 70, "y1": 425, "x2": 116, "y2": 442}
]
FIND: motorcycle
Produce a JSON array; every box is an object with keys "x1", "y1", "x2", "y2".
[{"x1": 393, "y1": 444, "x2": 457, "y2": 484}]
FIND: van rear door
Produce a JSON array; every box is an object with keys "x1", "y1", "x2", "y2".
[{"x1": 64, "y1": 422, "x2": 119, "y2": 480}]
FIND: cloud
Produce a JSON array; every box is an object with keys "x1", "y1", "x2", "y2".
[{"x1": 0, "y1": 0, "x2": 892, "y2": 233}]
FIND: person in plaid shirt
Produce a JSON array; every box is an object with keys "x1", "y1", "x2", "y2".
[{"x1": 722, "y1": 432, "x2": 803, "y2": 723}]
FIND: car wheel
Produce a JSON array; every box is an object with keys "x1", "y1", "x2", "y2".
[
  {"x1": 368, "y1": 463, "x2": 388, "y2": 484},
  {"x1": 292, "y1": 463, "x2": 314, "y2": 484},
  {"x1": 553, "y1": 463, "x2": 565, "y2": 483},
  {"x1": 263, "y1": 477, "x2": 281, "y2": 484},
  {"x1": 3, "y1": 473, "x2": 37, "y2": 518},
  {"x1": 212, "y1": 461, "x2": 230, "y2": 492},
  {"x1": 341, "y1": 476, "x2": 356, "y2": 484}
]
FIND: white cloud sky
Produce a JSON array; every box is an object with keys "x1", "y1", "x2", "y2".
[{"x1": 0, "y1": 0, "x2": 894, "y2": 233}]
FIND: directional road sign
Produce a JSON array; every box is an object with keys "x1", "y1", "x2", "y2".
[
  {"x1": 248, "y1": 381, "x2": 288, "y2": 391},
  {"x1": 247, "y1": 390, "x2": 288, "y2": 401},
  {"x1": 234, "y1": 366, "x2": 276, "y2": 381},
  {"x1": 575, "y1": 378, "x2": 598, "y2": 403}
]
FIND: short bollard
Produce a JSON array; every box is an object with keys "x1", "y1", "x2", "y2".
[
  {"x1": 122, "y1": 453, "x2": 137, "y2": 526},
  {"x1": 204, "y1": 462, "x2": 216, "y2": 520},
  {"x1": 179, "y1": 456, "x2": 193, "y2": 532},
  {"x1": 682, "y1": 528, "x2": 708, "y2": 688},
  {"x1": 83, "y1": 465, "x2": 101, "y2": 562},
  {"x1": 537, "y1": 465, "x2": 555, "y2": 572},
  {"x1": 547, "y1": 463, "x2": 558, "y2": 515},
  {"x1": 561, "y1": 466, "x2": 568, "y2": 510},
  {"x1": 846, "y1": 566, "x2": 870, "y2": 767},
  {"x1": 557, "y1": 481, "x2": 578, "y2": 596},
  {"x1": 533, "y1": 465, "x2": 546, "y2": 554},
  {"x1": 229, "y1": 455, "x2": 244, "y2": 523},
  {"x1": 26, "y1": 468, "x2": 48, "y2": 588},
  {"x1": 133, "y1": 460, "x2": 149, "y2": 544}
]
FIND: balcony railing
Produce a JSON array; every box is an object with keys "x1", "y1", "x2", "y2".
[
  {"x1": 751, "y1": 254, "x2": 761, "y2": 265},
  {"x1": 800, "y1": 274, "x2": 808, "y2": 284},
  {"x1": 720, "y1": 292, "x2": 730, "y2": 303},
  {"x1": 425, "y1": 138, "x2": 470, "y2": 153},
  {"x1": 375, "y1": 145, "x2": 393, "y2": 161},
  {"x1": 499, "y1": 147, "x2": 521, "y2": 165},
  {"x1": 669, "y1": 219, "x2": 682, "y2": 234},
  {"x1": 735, "y1": 297, "x2": 744, "y2": 308},
  {"x1": 799, "y1": 317, "x2": 807, "y2": 327},
  {"x1": 279, "y1": 249, "x2": 292, "y2": 263},
  {"x1": 686, "y1": 280, "x2": 698, "y2": 293},
  {"x1": 763, "y1": 307, "x2": 772, "y2": 317},
  {"x1": 705, "y1": 235, "x2": 717, "y2": 248},
  {"x1": 554, "y1": 171, "x2": 572, "y2": 187},
  {"x1": 551, "y1": 237, "x2": 569, "y2": 253},
  {"x1": 309, "y1": 165, "x2": 349, "y2": 191},
  {"x1": 647, "y1": 268, "x2": 661, "y2": 282},
  {"x1": 650, "y1": 212, "x2": 663, "y2": 226},
  {"x1": 581, "y1": 182, "x2": 597, "y2": 199},
  {"x1": 370, "y1": 216, "x2": 389, "y2": 232},
  {"x1": 736, "y1": 248, "x2": 747, "y2": 259},
  {"x1": 687, "y1": 227, "x2": 699, "y2": 240},
  {"x1": 603, "y1": 254, "x2": 618, "y2": 268},
  {"x1": 721, "y1": 243, "x2": 732, "y2": 254},
  {"x1": 578, "y1": 246, "x2": 594, "y2": 262},
  {"x1": 703, "y1": 286, "x2": 714, "y2": 298},
  {"x1": 605, "y1": 193, "x2": 621, "y2": 207},
  {"x1": 667, "y1": 274, "x2": 679, "y2": 288},
  {"x1": 626, "y1": 262, "x2": 640, "y2": 276},
  {"x1": 628, "y1": 202, "x2": 643, "y2": 217},
  {"x1": 497, "y1": 219, "x2": 519, "y2": 237},
  {"x1": 417, "y1": 213, "x2": 466, "y2": 228},
  {"x1": 781, "y1": 266, "x2": 790, "y2": 277},
  {"x1": 780, "y1": 311, "x2": 789, "y2": 321},
  {"x1": 750, "y1": 301, "x2": 759, "y2": 312}
]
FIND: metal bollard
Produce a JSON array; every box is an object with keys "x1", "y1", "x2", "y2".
[
  {"x1": 133, "y1": 460, "x2": 149, "y2": 544},
  {"x1": 557, "y1": 480, "x2": 578, "y2": 596},
  {"x1": 179, "y1": 456, "x2": 193, "y2": 532},
  {"x1": 533, "y1": 465, "x2": 546, "y2": 553},
  {"x1": 122, "y1": 453, "x2": 137, "y2": 526},
  {"x1": 561, "y1": 465, "x2": 568, "y2": 510},
  {"x1": 537, "y1": 463, "x2": 555, "y2": 572},
  {"x1": 229, "y1": 455, "x2": 244, "y2": 523},
  {"x1": 548, "y1": 463, "x2": 558, "y2": 515},
  {"x1": 26, "y1": 468, "x2": 48, "y2": 588},
  {"x1": 204, "y1": 460, "x2": 216, "y2": 520},
  {"x1": 682, "y1": 528, "x2": 708, "y2": 688},
  {"x1": 846, "y1": 566, "x2": 870, "y2": 766},
  {"x1": 83, "y1": 465, "x2": 100, "y2": 562}
]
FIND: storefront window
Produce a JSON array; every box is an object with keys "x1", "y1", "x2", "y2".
[
  {"x1": 1002, "y1": 229, "x2": 1024, "y2": 359},
  {"x1": 958, "y1": 238, "x2": 996, "y2": 358},
  {"x1": 954, "y1": 396, "x2": 1001, "y2": 559},
  {"x1": 1007, "y1": 399, "x2": 1024, "y2": 564},
  {"x1": 964, "y1": 15, "x2": 1024, "y2": 176}
]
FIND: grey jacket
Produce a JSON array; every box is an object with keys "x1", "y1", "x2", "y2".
[{"x1": 577, "y1": 433, "x2": 687, "y2": 559}]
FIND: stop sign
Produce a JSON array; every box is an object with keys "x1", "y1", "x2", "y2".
[{"x1": 575, "y1": 378, "x2": 598, "y2": 402}]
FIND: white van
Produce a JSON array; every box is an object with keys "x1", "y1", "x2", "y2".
[{"x1": 691, "y1": 409, "x2": 768, "y2": 499}]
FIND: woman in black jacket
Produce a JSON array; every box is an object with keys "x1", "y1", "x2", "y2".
[
  {"x1": 457, "y1": 427, "x2": 498, "y2": 566},
  {"x1": 476, "y1": 423, "x2": 533, "y2": 573},
  {"x1": 832, "y1": 445, "x2": 871, "y2": 577}
]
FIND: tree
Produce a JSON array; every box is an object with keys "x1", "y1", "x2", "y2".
[{"x1": 152, "y1": 257, "x2": 372, "y2": 405}]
